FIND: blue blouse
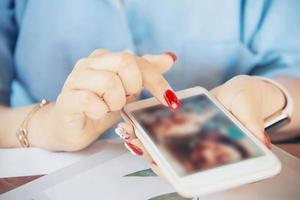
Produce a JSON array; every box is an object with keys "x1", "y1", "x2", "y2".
[{"x1": 1, "y1": 0, "x2": 300, "y2": 107}]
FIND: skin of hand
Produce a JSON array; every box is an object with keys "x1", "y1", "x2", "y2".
[
  {"x1": 115, "y1": 75, "x2": 290, "y2": 176},
  {"x1": 0, "y1": 49, "x2": 179, "y2": 151},
  {"x1": 46, "y1": 50, "x2": 180, "y2": 151}
]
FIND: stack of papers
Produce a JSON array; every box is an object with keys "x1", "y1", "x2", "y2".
[
  {"x1": 0, "y1": 140, "x2": 110, "y2": 178},
  {"x1": 1, "y1": 140, "x2": 300, "y2": 200}
]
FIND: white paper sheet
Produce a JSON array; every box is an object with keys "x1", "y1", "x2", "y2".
[
  {"x1": 0, "y1": 139, "x2": 119, "y2": 178},
  {"x1": 1, "y1": 144, "x2": 300, "y2": 200},
  {"x1": 44, "y1": 153, "x2": 175, "y2": 200}
]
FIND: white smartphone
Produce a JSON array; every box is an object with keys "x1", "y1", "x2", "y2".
[{"x1": 122, "y1": 87, "x2": 281, "y2": 197}]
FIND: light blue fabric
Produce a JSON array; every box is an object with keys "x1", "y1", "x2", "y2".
[{"x1": 1, "y1": 0, "x2": 300, "y2": 137}]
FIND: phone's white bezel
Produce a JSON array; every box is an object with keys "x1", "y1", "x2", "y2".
[{"x1": 122, "y1": 87, "x2": 281, "y2": 197}]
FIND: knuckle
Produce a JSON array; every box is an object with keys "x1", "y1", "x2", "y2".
[
  {"x1": 120, "y1": 52, "x2": 136, "y2": 67},
  {"x1": 92, "y1": 48, "x2": 104, "y2": 54},
  {"x1": 105, "y1": 72, "x2": 119, "y2": 89},
  {"x1": 90, "y1": 49, "x2": 108, "y2": 57},
  {"x1": 75, "y1": 58, "x2": 88, "y2": 69},
  {"x1": 120, "y1": 52, "x2": 132, "y2": 61},
  {"x1": 229, "y1": 75, "x2": 251, "y2": 84}
]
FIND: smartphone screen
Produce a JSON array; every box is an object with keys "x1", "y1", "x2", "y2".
[{"x1": 132, "y1": 94, "x2": 265, "y2": 177}]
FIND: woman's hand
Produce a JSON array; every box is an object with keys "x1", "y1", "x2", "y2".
[
  {"x1": 35, "y1": 50, "x2": 179, "y2": 151},
  {"x1": 115, "y1": 75, "x2": 286, "y2": 176}
]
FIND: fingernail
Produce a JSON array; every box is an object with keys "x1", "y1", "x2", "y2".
[
  {"x1": 164, "y1": 89, "x2": 181, "y2": 110},
  {"x1": 114, "y1": 126, "x2": 130, "y2": 140},
  {"x1": 151, "y1": 161, "x2": 157, "y2": 166},
  {"x1": 264, "y1": 133, "x2": 272, "y2": 149},
  {"x1": 164, "y1": 52, "x2": 177, "y2": 62},
  {"x1": 125, "y1": 142, "x2": 143, "y2": 156}
]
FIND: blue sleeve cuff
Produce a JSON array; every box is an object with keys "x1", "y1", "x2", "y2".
[{"x1": 261, "y1": 66, "x2": 300, "y2": 80}]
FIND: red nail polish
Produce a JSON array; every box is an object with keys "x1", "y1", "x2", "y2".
[
  {"x1": 264, "y1": 133, "x2": 272, "y2": 149},
  {"x1": 125, "y1": 142, "x2": 143, "y2": 155},
  {"x1": 164, "y1": 89, "x2": 181, "y2": 110},
  {"x1": 164, "y1": 52, "x2": 177, "y2": 62}
]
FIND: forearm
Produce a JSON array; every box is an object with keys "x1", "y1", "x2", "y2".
[
  {"x1": 273, "y1": 76, "x2": 300, "y2": 138},
  {"x1": 0, "y1": 102, "x2": 121, "y2": 151}
]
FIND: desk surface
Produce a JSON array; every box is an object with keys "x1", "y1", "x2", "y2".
[{"x1": 0, "y1": 143, "x2": 299, "y2": 195}]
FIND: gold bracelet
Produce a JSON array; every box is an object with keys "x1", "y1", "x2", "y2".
[{"x1": 16, "y1": 99, "x2": 49, "y2": 148}]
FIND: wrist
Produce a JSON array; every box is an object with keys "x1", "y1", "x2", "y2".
[{"x1": 28, "y1": 102, "x2": 59, "y2": 150}]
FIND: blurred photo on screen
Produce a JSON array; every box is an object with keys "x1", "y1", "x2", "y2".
[{"x1": 133, "y1": 95, "x2": 264, "y2": 176}]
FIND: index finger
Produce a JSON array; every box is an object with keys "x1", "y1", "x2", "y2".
[
  {"x1": 142, "y1": 52, "x2": 177, "y2": 73},
  {"x1": 136, "y1": 58, "x2": 180, "y2": 109}
]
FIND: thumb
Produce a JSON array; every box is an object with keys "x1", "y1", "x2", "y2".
[
  {"x1": 237, "y1": 92, "x2": 264, "y2": 137},
  {"x1": 231, "y1": 91, "x2": 271, "y2": 148},
  {"x1": 215, "y1": 89, "x2": 271, "y2": 148}
]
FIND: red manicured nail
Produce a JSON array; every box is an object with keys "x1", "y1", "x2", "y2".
[
  {"x1": 164, "y1": 52, "x2": 177, "y2": 62},
  {"x1": 125, "y1": 142, "x2": 143, "y2": 156},
  {"x1": 164, "y1": 89, "x2": 181, "y2": 110},
  {"x1": 264, "y1": 133, "x2": 272, "y2": 149}
]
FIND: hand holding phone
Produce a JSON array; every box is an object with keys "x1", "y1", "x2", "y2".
[{"x1": 120, "y1": 86, "x2": 282, "y2": 197}]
